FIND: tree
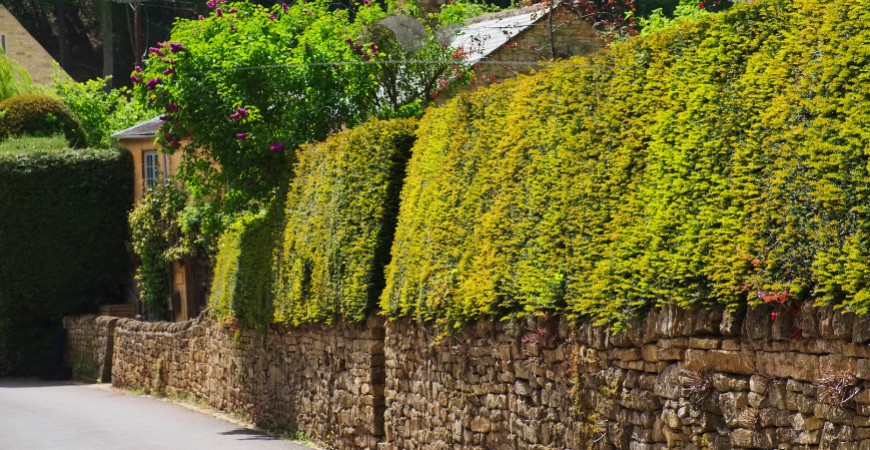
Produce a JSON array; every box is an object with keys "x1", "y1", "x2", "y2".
[{"x1": 132, "y1": 0, "x2": 467, "y2": 210}]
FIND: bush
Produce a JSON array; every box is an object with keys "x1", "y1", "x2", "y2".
[
  {"x1": 0, "y1": 147, "x2": 132, "y2": 375},
  {"x1": 381, "y1": 0, "x2": 870, "y2": 331},
  {"x1": 210, "y1": 205, "x2": 283, "y2": 330},
  {"x1": 54, "y1": 77, "x2": 155, "y2": 149},
  {"x1": 210, "y1": 118, "x2": 417, "y2": 328},
  {"x1": 274, "y1": 118, "x2": 417, "y2": 326},
  {"x1": 0, "y1": 93, "x2": 87, "y2": 148}
]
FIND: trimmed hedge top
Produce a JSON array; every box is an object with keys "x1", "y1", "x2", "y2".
[
  {"x1": 381, "y1": 0, "x2": 870, "y2": 331},
  {"x1": 0, "y1": 94, "x2": 87, "y2": 148}
]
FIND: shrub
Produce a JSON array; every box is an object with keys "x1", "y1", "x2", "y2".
[
  {"x1": 381, "y1": 0, "x2": 870, "y2": 332},
  {"x1": 0, "y1": 94, "x2": 87, "y2": 148},
  {"x1": 53, "y1": 77, "x2": 154, "y2": 149},
  {"x1": 274, "y1": 118, "x2": 417, "y2": 326},
  {"x1": 210, "y1": 118, "x2": 417, "y2": 328},
  {"x1": 210, "y1": 204, "x2": 283, "y2": 330},
  {"x1": 0, "y1": 147, "x2": 133, "y2": 375}
]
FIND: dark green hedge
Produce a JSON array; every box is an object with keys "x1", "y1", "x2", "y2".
[
  {"x1": 0, "y1": 147, "x2": 133, "y2": 375},
  {"x1": 381, "y1": 0, "x2": 870, "y2": 331},
  {"x1": 210, "y1": 118, "x2": 416, "y2": 327}
]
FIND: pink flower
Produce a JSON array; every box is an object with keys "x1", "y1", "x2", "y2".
[
  {"x1": 131, "y1": 75, "x2": 142, "y2": 84},
  {"x1": 269, "y1": 141, "x2": 286, "y2": 153},
  {"x1": 148, "y1": 47, "x2": 164, "y2": 57},
  {"x1": 282, "y1": 2, "x2": 289, "y2": 12},
  {"x1": 159, "y1": 115, "x2": 172, "y2": 121},
  {"x1": 146, "y1": 77, "x2": 162, "y2": 90},
  {"x1": 167, "y1": 102, "x2": 180, "y2": 112},
  {"x1": 206, "y1": 0, "x2": 216, "y2": 8},
  {"x1": 199, "y1": 15, "x2": 205, "y2": 20},
  {"x1": 169, "y1": 42, "x2": 185, "y2": 53},
  {"x1": 216, "y1": 8, "x2": 223, "y2": 17},
  {"x1": 269, "y1": 13, "x2": 276, "y2": 20},
  {"x1": 163, "y1": 67, "x2": 175, "y2": 75},
  {"x1": 228, "y1": 8, "x2": 237, "y2": 13},
  {"x1": 236, "y1": 133, "x2": 248, "y2": 140},
  {"x1": 134, "y1": 65, "x2": 142, "y2": 73}
]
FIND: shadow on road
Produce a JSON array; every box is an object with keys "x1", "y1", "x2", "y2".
[
  {"x1": 0, "y1": 378, "x2": 70, "y2": 388},
  {"x1": 220, "y1": 428, "x2": 279, "y2": 441}
]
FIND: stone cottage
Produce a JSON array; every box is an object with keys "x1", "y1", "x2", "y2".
[
  {"x1": 448, "y1": 1, "x2": 604, "y2": 85},
  {"x1": 0, "y1": 5, "x2": 68, "y2": 85}
]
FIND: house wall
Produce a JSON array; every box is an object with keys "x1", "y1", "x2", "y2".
[
  {"x1": 118, "y1": 136, "x2": 190, "y2": 321},
  {"x1": 118, "y1": 137, "x2": 183, "y2": 203},
  {"x1": 471, "y1": 9, "x2": 603, "y2": 86},
  {"x1": 65, "y1": 304, "x2": 870, "y2": 449},
  {"x1": 0, "y1": 6, "x2": 68, "y2": 85}
]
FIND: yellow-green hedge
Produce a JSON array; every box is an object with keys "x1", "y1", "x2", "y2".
[
  {"x1": 210, "y1": 205, "x2": 282, "y2": 330},
  {"x1": 211, "y1": 118, "x2": 417, "y2": 327},
  {"x1": 381, "y1": 0, "x2": 870, "y2": 331},
  {"x1": 274, "y1": 118, "x2": 417, "y2": 325}
]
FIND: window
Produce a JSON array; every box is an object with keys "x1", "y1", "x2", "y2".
[{"x1": 144, "y1": 151, "x2": 160, "y2": 189}]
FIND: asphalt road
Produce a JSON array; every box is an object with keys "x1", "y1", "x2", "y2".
[{"x1": 0, "y1": 380, "x2": 315, "y2": 450}]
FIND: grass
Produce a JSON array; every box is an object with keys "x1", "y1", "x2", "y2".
[{"x1": 0, "y1": 134, "x2": 70, "y2": 154}]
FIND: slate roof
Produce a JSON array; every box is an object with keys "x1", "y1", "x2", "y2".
[
  {"x1": 447, "y1": 3, "x2": 556, "y2": 66},
  {"x1": 110, "y1": 116, "x2": 163, "y2": 139}
]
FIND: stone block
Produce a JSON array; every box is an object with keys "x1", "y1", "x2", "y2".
[{"x1": 686, "y1": 349, "x2": 754, "y2": 375}]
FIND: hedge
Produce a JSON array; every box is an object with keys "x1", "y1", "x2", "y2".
[
  {"x1": 380, "y1": 0, "x2": 870, "y2": 331},
  {"x1": 0, "y1": 94, "x2": 88, "y2": 148},
  {"x1": 274, "y1": 118, "x2": 416, "y2": 325},
  {"x1": 0, "y1": 147, "x2": 133, "y2": 375},
  {"x1": 210, "y1": 118, "x2": 417, "y2": 328},
  {"x1": 210, "y1": 204, "x2": 283, "y2": 330}
]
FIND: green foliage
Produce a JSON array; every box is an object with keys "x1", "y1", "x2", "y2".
[
  {"x1": 637, "y1": 0, "x2": 711, "y2": 35},
  {"x1": 0, "y1": 146, "x2": 132, "y2": 375},
  {"x1": 129, "y1": 184, "x2": 218, "y2": 319},
  {"x1": 0, "y1": 52, "x2": 37, "y2": 102},
  {"x1": 133, "y1": 0, "x2": 466, "y2": 210},
  {"x1": 430, "y1": 0, "x2": 501, "y2": 24},
  {"x1": 211, "y1": 203, "x2": 283, "y2": 330},
  {"x1": 0, "y1": 134, "x2": 68, "y2": 154},
  {"x1": 381, "y1": 0, "x2": 870, "y2": 331},
  {"x1": 0, "y1": 93, "x2": 87, "y2": 148},
  {"x1": 274, "y1": 118, "x2": 417, "y2": 326},
  {"x1": 210, "y1": 118, "x2": 417, "y2": 328},
  {"x1": 53, "y1": 77, "x2": 155, "y2": 148}
]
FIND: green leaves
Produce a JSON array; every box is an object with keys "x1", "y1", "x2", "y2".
[
  {"x1": 0, "y1": 147, "x2": 132, "y2": 374},
  {"x1": 382, "y1": 0, "x2": 870, "y2": 332},
  {"x1": 210, "y1": 118, "x2": 417, "y2": 328}
]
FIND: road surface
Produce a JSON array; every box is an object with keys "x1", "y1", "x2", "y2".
[{"x1": 0, "y1": 380, "x2": 315, "y2": 450}]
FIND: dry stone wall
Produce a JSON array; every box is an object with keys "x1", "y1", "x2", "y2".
[
  {"x1": 66, "y1": 305, "x2": 870, "y2": 449},
  {"x1": 110, "y1": 315, "x2": 386, "y2": 450},
  {"x1": 63, "y1": 314, "x2": 117, "y2": 381},
  {"x1": 384, "y1": 305, "x2": 870, "y2": 450}
]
